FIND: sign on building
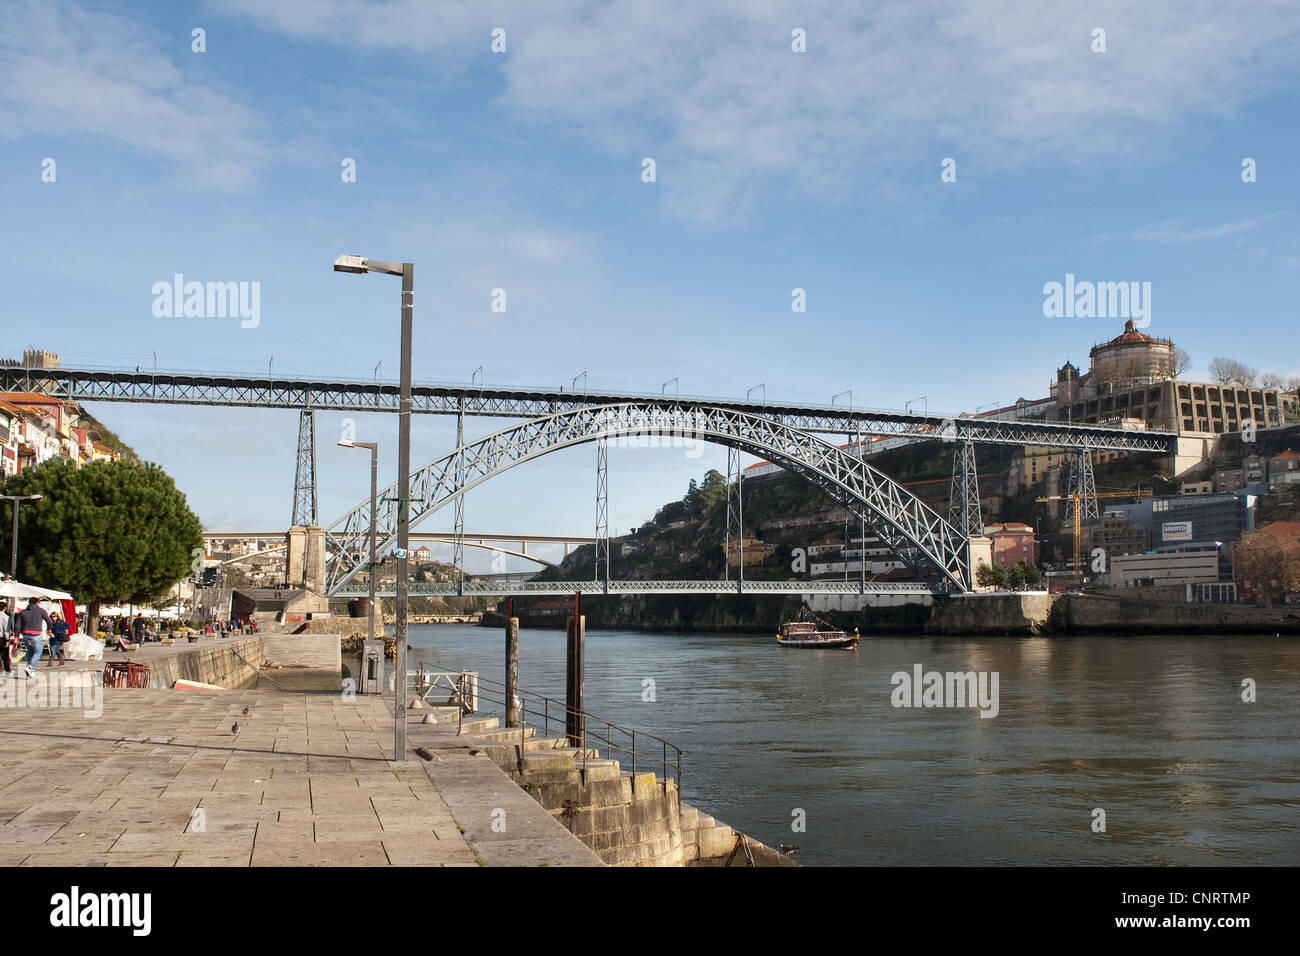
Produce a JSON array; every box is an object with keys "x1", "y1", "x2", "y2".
[{"x1": 1161, "y1": 521, "x2": 1193, "y2": 542}]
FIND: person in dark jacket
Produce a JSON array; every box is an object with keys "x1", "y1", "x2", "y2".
[
  {"x1": 16, "y1": 598, "x2": 53, "y2": 678},
  {"x1": 48, "y1": 612, "x2": 70, "y2": 665}
]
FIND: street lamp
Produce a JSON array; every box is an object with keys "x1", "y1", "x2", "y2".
[
  {"x1": 334, "y1": 254, "x2": 414, "y2": 762},
  {"x1": 339, "y1": 439, "x2": 379, "y2": 650},
  {"x1": 2, "y1": 494, "x2": 43, "y2": 580}
]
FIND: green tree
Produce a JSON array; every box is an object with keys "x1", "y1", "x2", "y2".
[
  {"x1": 1020, "y1": 562, "x2": 1044, "y2": 586},
  {"x1": 975, "y1": 562, "x2": 1007, "y2": 589},
  {"x1": 1007, "y1": 563, "x2": 1027, "y2": 589},
  {"x1": 1, "y1": 459, "x2": 202, "y2": 636},
  {"x1": 696, "y1": 469, "x2": 729, "y2": 513}
]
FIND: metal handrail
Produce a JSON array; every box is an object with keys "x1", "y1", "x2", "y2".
[{"x1": 412, "y1": 664, "x2": 683, "y2": 798}]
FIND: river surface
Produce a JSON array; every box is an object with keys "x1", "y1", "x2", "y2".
[{"x1": 405, "y1": 625, "x2": 1300, "y2": 866}]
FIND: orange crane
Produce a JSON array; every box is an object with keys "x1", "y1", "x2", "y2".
[{"x1": 1036, "y1": 487, "x2": 1150, "y2": 585}]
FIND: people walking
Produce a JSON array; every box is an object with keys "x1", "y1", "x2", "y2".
[
  {"x1": 0, "y1": 602, "x2": 11, "y2": 679},
  {"x1": 16, "y1": 597, "x2": 53, "y2": 678},
  {"x1": 133, "y1": 613, "x2": 146, "y2": 643},
  {"x1": 48, "y1": 612, "x2": 70, "y2": 665}
]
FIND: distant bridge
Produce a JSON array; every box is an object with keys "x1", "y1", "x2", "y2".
[
  {"x1": 331, "y1": 580, "x2": 935, "y2": 597},
  {"x1": 202, "y1": 530, "x2": 592, "y2": 569}
]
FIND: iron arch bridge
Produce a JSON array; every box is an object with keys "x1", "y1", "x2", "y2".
[{"x1": 323, "y1": 402, "x2": 975, "y2": 596}]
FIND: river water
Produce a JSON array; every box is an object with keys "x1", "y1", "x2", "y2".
[{"x1": 406, "y1": 624, "x2": 1300, "y2": 866}]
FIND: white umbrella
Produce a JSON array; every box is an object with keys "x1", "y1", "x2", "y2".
[{"x1": 0, "y1": 580, "x2": 74, "y2": 602}]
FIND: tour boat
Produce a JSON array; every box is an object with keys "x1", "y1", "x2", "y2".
[{"x1": 776, "y1": 620, "x2": 859, "y2": 649}]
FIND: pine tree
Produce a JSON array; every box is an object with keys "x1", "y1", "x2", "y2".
[{"x1": 1, "y1": 459, "x2": 202, "y2": 636}]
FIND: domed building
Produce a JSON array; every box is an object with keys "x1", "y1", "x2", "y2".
[
  {"x1": 1048, "y1": 319, "x2": 1282, "y2": 438},
  {"x1": 1088, "y1": 319, "x2": 1175, "y2": 391}
]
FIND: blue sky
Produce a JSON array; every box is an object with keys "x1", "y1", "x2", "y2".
[{"x1": 1, "y1": 0, "x2": 1297, "y2": 570}]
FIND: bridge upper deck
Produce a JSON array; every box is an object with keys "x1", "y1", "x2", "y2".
[{"x1": 2, "y1": 366, "x2": 1175, "y2": 452}]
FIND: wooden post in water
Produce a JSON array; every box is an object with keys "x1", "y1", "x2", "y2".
[
  {"x1": 505, "y1": 614, "x2": 520, "y2": 728},
  {"x1": 565, "y1": 592, "x2": 585, "y2": 748}
]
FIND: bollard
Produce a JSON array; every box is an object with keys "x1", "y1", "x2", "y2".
[
  {"x1": 505, "y1": 617, "x2": 520, "y2": 727},
  {"x1": 359, "y1": 639, "x2": 384, "y2": 695},
  {"x1": 565, "y1": 608, "x2": 585, "y2": 748}
]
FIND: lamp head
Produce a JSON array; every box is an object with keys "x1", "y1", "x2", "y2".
[{"x1": 333, "y1": 255, "x2": 368, "y2": 274}]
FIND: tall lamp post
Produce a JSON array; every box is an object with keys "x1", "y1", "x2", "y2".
[
  {"x1": 338, "y1": 439, "x2": 379, "y2": 647},
  {"x1": 333, "y1": 255, "x2": 413, "y2": 762},
  {"x1": 2, "y1": 494, "x2": 43, "y2": 580}
]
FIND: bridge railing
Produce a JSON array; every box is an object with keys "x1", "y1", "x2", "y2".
[
  {"x1": 333, "y1": 579, "x2": 937, "y2": 598},
  {"x1": 413, "y1": 663, "x2": 683, "y2": 801}
]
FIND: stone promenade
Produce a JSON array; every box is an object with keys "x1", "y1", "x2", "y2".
[{"x1": 0, "y1": 686, "x2": 600, "y2": 866}]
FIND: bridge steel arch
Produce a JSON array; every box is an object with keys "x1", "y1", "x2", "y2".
[{"x1": 322, "y1": 403, "x2": 974, "y2": 596}]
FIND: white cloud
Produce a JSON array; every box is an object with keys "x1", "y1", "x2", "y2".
[
  {"x1": 217, "y1": 0, "x2": 1300, "y2": 223},
  {"x1": 0, "y1": 0, "x2": 272, "y2": 190},
  {"x1": 1122, "y1": 215, "x2": 1284, "y2": 243}
]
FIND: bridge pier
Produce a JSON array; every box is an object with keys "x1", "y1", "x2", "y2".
[
  {"x1": 965, "y1": 534, "x2": 993, "y2": 590},
  {"x1": 285, "y1": 525, "x2": 327, "y2": 600}
]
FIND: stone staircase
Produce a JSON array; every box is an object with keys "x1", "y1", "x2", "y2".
[{"x1": 422, "y1": 705, "x2": 794, "y2": 866}]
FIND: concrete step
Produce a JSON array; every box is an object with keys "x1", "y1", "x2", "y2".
[
  {"x1": 456, "y1": 716, "x2": 500, "y2": 735},
  {"x1": 698, "y1": 823, "x2": 739, "y2": 859},
  {"x1": 581, "y1": 760, "x2": 623, "y2": 781},
  {"x1": 470, "y1": 725, "x2": 536, "y2": 743},
  {"x1": 519, "y1": 747, "x2": 603, "y2": 771}
]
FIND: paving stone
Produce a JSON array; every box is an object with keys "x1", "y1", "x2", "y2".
[{"x1": 0, "y1": 689, "x2": 584, "y2": 867}]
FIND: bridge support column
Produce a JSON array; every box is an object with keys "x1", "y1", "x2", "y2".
[
  {"x1": 453, "y1": 399, "x2": 465, "y2": 595},
  {"x1": 949, "y1": 440, "x2": 983, "y2": 538},
  {"x1": 1067, "y1": 447, "x2": 1100, "y2": 521},
  {"x1": 291, "y1": 410, "x2": 318, "y2": 527},
  {"x1": 594, "y1": 438, "x2": 609, "y2": 590}
]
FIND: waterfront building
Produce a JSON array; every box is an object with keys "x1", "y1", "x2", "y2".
[
  {"x1": 1082, "y1": 510, "x2": 1151, "y2": 559},
  {"x1": 1243, "y1": 454, "x2": 1267, "y2": 483},
  {"x1": 1104, "y1": 491, "x2": 1255, "y2": 549},
  {"x1": 809, "y1": 534, "x2": 908, "y2": 578},
  {"x1": 1108, "y1": 547, "x2": 1221, "y2": 588},
  {"x1": 1213, "y1": 468, "x2": 1246, "y2": 495},
  {"x1": 724, "y1": 535, "x2": 774, "y2": 567},
  {"x1": 0, "y1": 383, "x2": 121, "y2": 475},
  {"x1": 984, "y1": 522, "x2": 1037, "y2": 569},
  {"x1": 1268, "y1": 449, "x2": 1300, "y2": 488}
]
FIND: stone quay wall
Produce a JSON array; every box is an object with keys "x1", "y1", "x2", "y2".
[{"x1": 140, "y1": 637, "x2": 266, "y2": 689}]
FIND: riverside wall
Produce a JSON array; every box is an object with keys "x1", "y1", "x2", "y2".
[
  {"x1": 486, "y1": 591, "x2": 1300, "y2": 636},
  {"x1": 924, "y1": 593, "x2": 1055, "y2": 635},
  {"x1": 481, "y1": 747, "x2": 794, "y2": 867},
  {"x1": 140, "y1": 636, "x2": 266, "y2": 689},
  {"x1": 1049, "y1": 595, "x2": 1300, "y2": 635}
]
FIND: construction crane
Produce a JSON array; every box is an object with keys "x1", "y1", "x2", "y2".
[{"x1": 1036, "y1": 487, "x2": 1151, "y2": 585}]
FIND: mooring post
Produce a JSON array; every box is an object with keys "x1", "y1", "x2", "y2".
[
  {"x1": 505, "y1": 615, "x2": 520, "y2": 728},
  {"x1": 566, "y1": 591, "x2": 585, "y2": 748}
]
